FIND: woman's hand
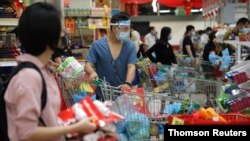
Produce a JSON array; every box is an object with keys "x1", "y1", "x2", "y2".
[
  {"x1": 47, "y1": 60, "x2": 60, "y2": 73},
  {"x1": 54, "y1": 57, "x2": 62, "y2": 64},
  {"x1": 74, "y1": 118, "x2": 97, "y2": 134}
]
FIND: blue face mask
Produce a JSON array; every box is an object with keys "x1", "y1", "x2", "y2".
[
  {"x1": 192, "y1": 31, "x2": 196, "y2": 36},
  {"x1": 116, "y1": 32, "x2": 129, "y2": 41},
  {"x1": 168, "y1": 34, "x2": 172, "y2": 40},
  {"x1": 240, "y1": 27, "x2": 248, "y2": 33}
]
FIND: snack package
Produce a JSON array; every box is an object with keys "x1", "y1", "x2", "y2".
[{"x1": 58, "y1": 97, "x2": 124, "y2": 137}]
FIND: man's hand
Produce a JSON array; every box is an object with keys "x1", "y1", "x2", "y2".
[
  {"x1": 118, "y1": 83, "x2": 131, "y2": 92},
  {"x1": 156, "y1": 62, "x2": 162, "y2": 66},
  {"x1": 89, "y1": 72, "x2": 98, "y2": 81}
]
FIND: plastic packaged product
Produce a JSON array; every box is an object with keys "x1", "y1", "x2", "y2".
[{"x1": 57, "y1": 57, "x2": 84, "y2": 78}]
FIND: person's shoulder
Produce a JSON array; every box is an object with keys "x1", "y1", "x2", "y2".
[
  {"x1": 124, "y1": 39, "x2": 135, "y2": 46},
  {"x1": 184, "y1": 35, "x2": 190, "y2": 40},
  {"x1": 91, "y1": 37, "x2": 107, "y2": 48},
  {"x1": 9, "y1": 67, "x2": 42, "y2": 88},
  {"x1": 145, "y1": 33, "x2": 150, "y2": 38},
  {"x1": 124, "y1": 39, "x2": 136, "y2": 50}
]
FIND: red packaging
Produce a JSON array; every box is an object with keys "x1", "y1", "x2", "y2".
[
  {"x1": 58, "y1": 108, "x2": 78, "y2": 137},
  {"x1": 58, "y1": 96, "x2": 124, "y2": 137},
  {"x1": 125, "y1": 88, "x2": 149, "y2": 115}
]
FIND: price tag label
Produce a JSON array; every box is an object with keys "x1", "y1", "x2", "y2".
[
  {"x1": 172, "y1": 117, "x2": 184, "y2": 125},
  {"x1": 88, "y1": 24, "x2": 96, "y2": 29}
]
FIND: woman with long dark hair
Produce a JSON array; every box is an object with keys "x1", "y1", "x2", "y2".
[{"x1": 146, "y1": 27, "x2": 177, "y2": 66}]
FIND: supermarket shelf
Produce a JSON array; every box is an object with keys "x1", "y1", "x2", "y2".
[
  {"x1": 0, "y1": 61, "x2": 17, "y2": 67},
  {"x1": 77, "y1": 26, "x2": 108, "y2": 29},
  {"x1": 0, "y1": 18, "x2": 18, "y2": 26},
  {"x1": 65, "y1": 15, "x2": 110, "y2": 18},
  {"x1": 88, "y1": 15, "x2": 110, "y2": 18}
]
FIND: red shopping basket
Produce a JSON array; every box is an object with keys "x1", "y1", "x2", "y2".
[{"x1": 168, "y1": 113, "x2": 250, "y2": 125}]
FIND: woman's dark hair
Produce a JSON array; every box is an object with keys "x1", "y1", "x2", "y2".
[
  {"x1": 185, "y1": 25, "x2": 195, "y2": 35},
  {"x1": 18, "y1": 2, "x2": 62, "y2": 56},
  {"x1": 159, "y1": 27, "x2": 171, "y2": 42},
  {"x1": 209, "y1": 31, "x2": 217, "y2": 41}
]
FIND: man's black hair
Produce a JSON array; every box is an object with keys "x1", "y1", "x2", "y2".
[
  {"x1": 185, "y1": 25, "x2": 195, "y2": 35},
  {"x1": 236, "y1": 17, "x2": 250, "y2": 25},
  {"x1": 18, "y1": 2, "x2": 62, "y2": 56},
  {"x1": 206, "y1": 27, "x2": 212, "y2": 32}
]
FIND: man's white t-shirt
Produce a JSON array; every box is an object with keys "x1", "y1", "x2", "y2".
[
  {"x1": 144, "y1": 33, "x2": 157, "y2": 50},
  {"x1": 131, "y1": 30, "x2": 141, "y2": 53}
]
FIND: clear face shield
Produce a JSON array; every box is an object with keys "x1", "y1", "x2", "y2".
[{"x1": 110, "y1": 20, "x2": 131, "y2": 41}]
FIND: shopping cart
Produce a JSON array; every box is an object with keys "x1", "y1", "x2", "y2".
[
  {"x1": 56, "y1": 74, "x2": 95, "y2": 108},
  {"x1": 97, "y1": 79, "x2": 192, "y2": 141},
  {"x1": 176, "y1": 55, "x2": 199, "y2": 68},
  {"x1": 137, "y1": 62, "x2": 224, "y2": 105},
  {"x1": 172, "y1": 77, "x2": 225, "y2": 107}
]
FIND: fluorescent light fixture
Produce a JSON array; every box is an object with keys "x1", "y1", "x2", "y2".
[
  {"x1": 159, "y1": 10, "x2": 171, "y2": 13},
  {"x1": 191, "y1": 8, "x2": 203, "y2": 12}
]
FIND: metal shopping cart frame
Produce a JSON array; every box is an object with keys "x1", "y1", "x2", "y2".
[
  {"x1": 98, "y1": 79, "x2": 186, "y2": 141},
  {"x1": 56, "y1": 74, "x2": 94, "y2": 108}
]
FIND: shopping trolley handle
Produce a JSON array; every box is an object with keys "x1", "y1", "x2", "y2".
[
  {"x1": 92, "y1": 78, "x2": 113, "y2": 87},
  {"x1": 93, "y1": 79, "x2": 103, "y2": 86}
]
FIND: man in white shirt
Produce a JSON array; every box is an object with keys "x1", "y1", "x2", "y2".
[
  {"x1": 130, "y1": 24, "x2": 141, "y2": 53},
  {"x1": 144, "y1": 26, "x2": 157, "y2": 50}
]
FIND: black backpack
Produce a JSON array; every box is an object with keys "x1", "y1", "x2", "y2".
[{"x1": 0, "y1": 62, "x2": 47, "y2": 141}]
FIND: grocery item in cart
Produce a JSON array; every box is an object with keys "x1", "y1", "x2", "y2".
[
  {"x1": 57, "y1": 57, "x2": 84, "y2": 78},
  {"x1": 218, "y1": 84, "x2": 250, "y2": 113},
  {"x1": 168, "y1": 113, "x2": 250, "y2": 125},
  {"x1": 116, "y1": 113, "x2": 150, "y2": 140}
]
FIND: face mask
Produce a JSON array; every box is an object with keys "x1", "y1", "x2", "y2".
[
  {"x1": 192, "y1": 31, "x2": 196, "y2": 36},
  {"x1": 116, "y1": 31, "x2": 129, "y2": 41},
  {"x1": 168, "y1": 34, "x2": 172, "y2": 40},
  {"x1": 240, "y1": 27, "x2": 248, "y2": 33},
  {"x1": 151, "y1": 31, "x2": 157, "y2": 36}
]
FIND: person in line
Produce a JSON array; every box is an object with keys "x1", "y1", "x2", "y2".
[
  {"x1": 203, "y1": 31, "x2": 222, "y2": 62},
  {"x1": 130, "y1": 24, "x2": 141, "y2": 54},
  {"x1": 4, "y1": 3, "x2": 96, "y2": 141},
  {"x1": 84, "y1": 12, "x2": 137, "y2": 100},
  {"x1": 224, "y1": 17, "x2": 250, "y2": 55},
  {"x1": 182, "y1": 25, "x2": 196, "y2": 59},
  {"x1": 200, "y1": 27, "x2": 213, "y2": 49},
  {"x1": 144, "y1": 26, "x2": 157, "y2": 51},
  {"x1": 146, "y1": 27, "x2": 177, "y2": 66},
  {"x1": 202, "y1": 31, "x2": 222, "y2": 79}
]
